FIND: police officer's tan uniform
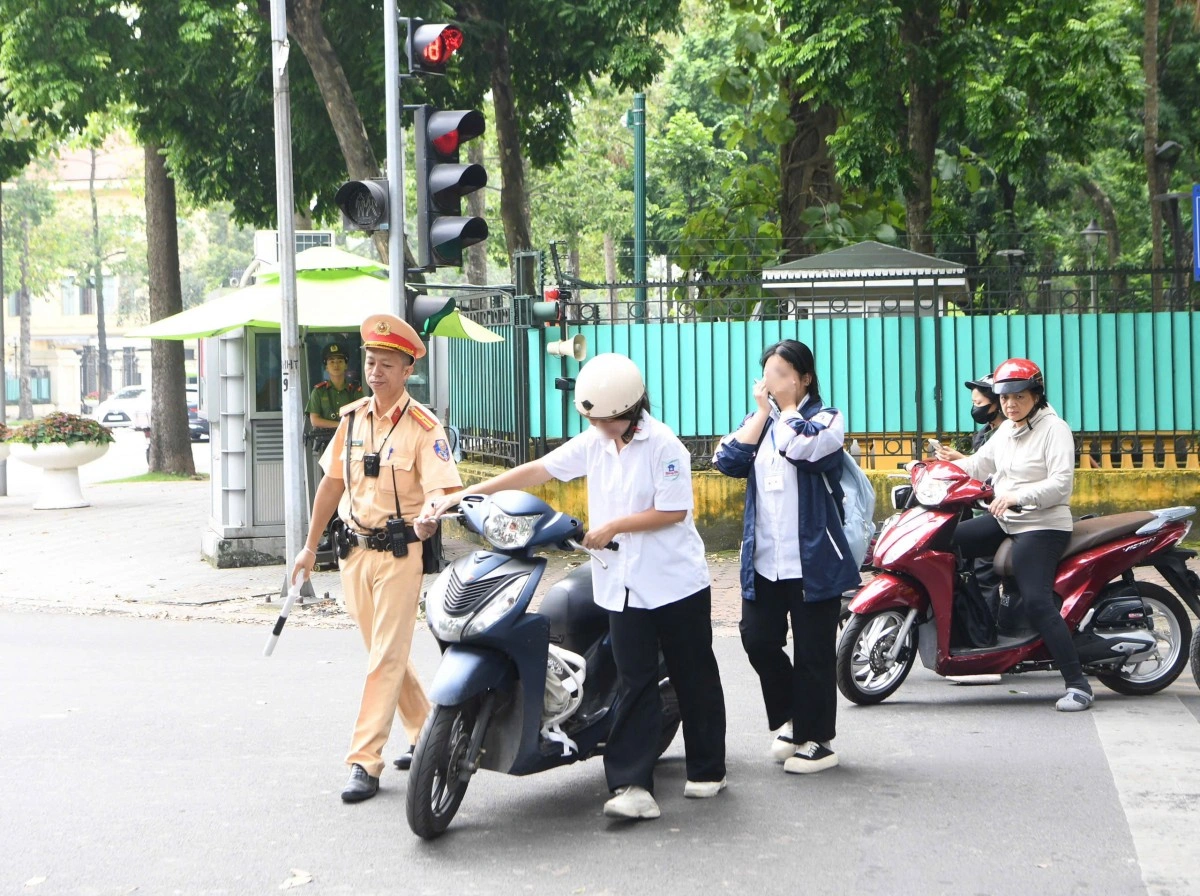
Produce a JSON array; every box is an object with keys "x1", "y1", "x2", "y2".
[{"x1": 298, "y1": 313, "x2": 461, "y2": 799}]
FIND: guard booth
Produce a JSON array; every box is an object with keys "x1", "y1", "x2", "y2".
[
  {"x1": 200, "y1": 325, "x2": 436, "y2": 568},
  {"x1": 125, "y1": 247, "x2": 449, "y2": 568}
]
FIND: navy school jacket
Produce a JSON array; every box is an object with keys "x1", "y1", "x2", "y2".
[{"x1": 712, "y1": 397, "x2": 862, "y2": 603}]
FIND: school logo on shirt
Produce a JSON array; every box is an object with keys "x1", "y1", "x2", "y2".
[
  {"x1": 662, "y1": 458, "x2": 681, "y2": 481},
  {"x1": 813, "y1": 410, "x2": 835, "y2": 427},
  {"x1": 433, "y1": 439, "x2": 450, "y2": 461}
]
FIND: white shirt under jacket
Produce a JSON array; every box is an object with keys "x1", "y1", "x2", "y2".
[
  {"x1": 751, "y1": 401, "x2": 846, "y2": 581},
  {"x1": 541, "y1": 412, "x2": 711, "y2": 612}
]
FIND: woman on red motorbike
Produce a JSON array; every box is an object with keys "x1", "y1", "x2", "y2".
[
  {"x1": 934, "y1": 358, "x2": 1093, "y2": 712},
  {"x1": 714, "y1": 340, "x2": 862, "y2": 773}
]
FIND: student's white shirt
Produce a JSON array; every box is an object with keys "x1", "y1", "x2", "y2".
[
  {"x1": 753, "y1": 416, "x2": 805, "y2": 580},
  {"x1": 541, "y1": 412, "x2": 710, "y2": 612}
]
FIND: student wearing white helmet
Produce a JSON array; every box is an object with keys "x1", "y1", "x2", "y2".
[{"x1": 428, "y1": 353, "x2": 727, "y2": 821}]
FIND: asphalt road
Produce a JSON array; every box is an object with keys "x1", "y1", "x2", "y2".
[{"x1": 3, "y1": 612, "x2": 1199, "y2": 896}]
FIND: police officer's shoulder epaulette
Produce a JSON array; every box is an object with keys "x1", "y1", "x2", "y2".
[
  {"x1": 339, "y1": 396, "x2": 371, "y2": 417},
  {"x1": 315, "y1": 381, "x2": 330, "y2": 390},
  {"x1": 408, "y1": 403, "x2": 438, "y2": 432}
]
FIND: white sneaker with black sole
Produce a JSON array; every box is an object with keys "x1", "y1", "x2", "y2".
[
  {"x1": 770, "y1": 722, "x2": 796, "y2": 761},
  {"x1": 784, "y1": 741, "x2": 839, "y2": 774},
  {"x1": 603, "y1": 785, "x2": 661, "y2": 819}
]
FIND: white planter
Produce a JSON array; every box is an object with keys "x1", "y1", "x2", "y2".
[{"x1": 9, "y1": 441, "x2": 111, "y2": 509}]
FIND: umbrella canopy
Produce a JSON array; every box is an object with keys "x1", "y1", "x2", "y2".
[
  {"x1": 125, "y1": 269, "x2": 393, "y2": 339},
  {"x1": 126, "y1": 243, "x2": 502, "y2": 343}
]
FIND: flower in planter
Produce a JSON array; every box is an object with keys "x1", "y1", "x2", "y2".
[
  {"x1": 9, "y1": 412, "x2": 115, "y2": 448},
  {"x1": 0, "y1": 421, "x2": 10, "y2": 442}
]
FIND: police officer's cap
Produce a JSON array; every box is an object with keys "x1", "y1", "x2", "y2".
[
  {"x1": 323, "y1": 343, "x2": 349, "y2": 362},
  {"x1": 360, "y1": 313, "x2": 426, "y2": 360}
]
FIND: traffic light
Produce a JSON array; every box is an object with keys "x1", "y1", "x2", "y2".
[
  {"x1": 532, "y1": 287, "x2": 564, "y2": 325},
  {"x1": 406, "y1": 20, "x2": 464, "y2": 75},
  {"x1": 413, "y1": 105, "x2": 489, "y2": 269},
  {"x1": 408, "y1": 294, "x2": 457, "y2": 337},
  {"x1": 333, "y1": 178, "x2": 389, "y2": 232}
]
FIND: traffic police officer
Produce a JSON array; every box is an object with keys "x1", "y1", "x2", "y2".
[
  {"x1": 305, "y1": 342, "x2": 363, "y2": 430},
  {"x1": 291, "y1": 313, "x2": 462, "y2": 803}
]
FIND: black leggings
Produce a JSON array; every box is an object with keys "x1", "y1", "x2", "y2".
[{"x1": 953, "y1": 515, "x2": 1089, "y2": 692}]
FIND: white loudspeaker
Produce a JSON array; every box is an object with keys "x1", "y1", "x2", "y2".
[{"x1": 547, "y1": 334, "x2": 587, "y2": 362}]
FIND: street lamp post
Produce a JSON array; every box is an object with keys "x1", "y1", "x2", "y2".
[{"x1": 1081, "y1": 218, "x2": 1106, "y2": 310}]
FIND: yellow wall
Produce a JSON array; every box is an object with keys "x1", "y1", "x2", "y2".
[{"x1": 457, "y1": 462, "x2": 1200, "y2": 551}]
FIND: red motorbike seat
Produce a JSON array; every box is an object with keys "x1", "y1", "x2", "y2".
[{"x1": 991, "y1": 511, "x2": 1157, "y2": 577}]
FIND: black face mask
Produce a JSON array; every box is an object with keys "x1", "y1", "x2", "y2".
[{"x1": 971, "y1": 404, "x2": 999, "y2": 425}]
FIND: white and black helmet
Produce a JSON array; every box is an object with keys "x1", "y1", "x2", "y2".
[{"x1": 573, "y1": 353, "x2": 645, "y2": 418}]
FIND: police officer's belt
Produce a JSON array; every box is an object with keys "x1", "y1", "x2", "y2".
[{"x1": 346, "y1": 526, "x2": 421, "y2": 552}]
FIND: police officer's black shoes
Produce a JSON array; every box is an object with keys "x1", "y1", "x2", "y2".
[
  {"x1": 341, "y1": 764, "x2": 379, "y2": 803},
  {"x1": 393, "y1": 745, "x2": 415, "y2": 771}
]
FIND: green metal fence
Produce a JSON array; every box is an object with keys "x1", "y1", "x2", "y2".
[{"x1": 448, "y1": 269, "x2": 1200, "y2": 469}]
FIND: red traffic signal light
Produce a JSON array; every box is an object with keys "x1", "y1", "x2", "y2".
[
  {"x1": 407, "y1": 21, "x2": 464, "y2": 75},
  {"x1": 414, "y1": 105, "x2": 489, "y2": 269}
]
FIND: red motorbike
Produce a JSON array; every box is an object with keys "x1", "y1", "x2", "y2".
[{"x1": 837, "y1": 461, "x2": 1199, "y2": 704}]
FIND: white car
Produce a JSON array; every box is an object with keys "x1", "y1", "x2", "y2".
[{"x1": 92, "y1": 384, "x2": 151, "y2": 428}]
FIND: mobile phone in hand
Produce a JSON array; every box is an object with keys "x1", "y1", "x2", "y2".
[{"x1": 926, "y1": 438, "x2": 941, "y2": 453}]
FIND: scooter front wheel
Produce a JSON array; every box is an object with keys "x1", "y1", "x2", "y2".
[
  {"x1": 836, "y1": 610, "x2": 917, "y2": 705},
  {"x1": 406, "y1": 697, "x2": 480, "y2": 840}
]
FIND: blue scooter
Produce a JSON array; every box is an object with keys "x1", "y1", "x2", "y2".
[{"x1": 406, "y1": 490, "x2": 681, "y2": 840}]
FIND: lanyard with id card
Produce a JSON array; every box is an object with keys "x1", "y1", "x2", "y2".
[{"x1": 762, "y1": 424, "x2": 785, "y2": 492}]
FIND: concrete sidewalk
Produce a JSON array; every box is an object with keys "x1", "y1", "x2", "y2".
[{"x1": 0, "y1": 434, "x2": 746, "y2": 631}]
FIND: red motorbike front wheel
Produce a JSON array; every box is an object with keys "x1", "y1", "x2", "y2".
[{"x1": 836, "y1": 609, "x2": 917, "y2": 705}]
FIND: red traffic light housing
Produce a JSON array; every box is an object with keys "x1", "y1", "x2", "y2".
[
  {"x1": 407, "y1": 21, "x2": 464, "y2": 75},
  {"x1": 414, "y1": 105, "x2": 489, "y2": 269},
  {"x1": 333, "y1": 178, "x2": 389, "y2": 232}
]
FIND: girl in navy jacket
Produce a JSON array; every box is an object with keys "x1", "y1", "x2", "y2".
[{"x1": 713, "y1": 340, "x2": 860, "y2": 773}]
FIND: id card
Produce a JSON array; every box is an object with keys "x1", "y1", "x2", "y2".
[{"x1": 763, "y1": 472, "x2": 785, "y2": 492}]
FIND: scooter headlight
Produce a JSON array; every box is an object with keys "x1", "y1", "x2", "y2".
[
  {"x1": 463, "y1": 574, "x2": 530, "y2": 638},
  {"x1": 483, "y1": 510, "x2": 539, "y2": 549},
  {"x1": 423, "y1": 570, "x2": 464, "y2": 642},
  {"x1": 913, "y1": 475, "x2": 950, "y2": 507}
]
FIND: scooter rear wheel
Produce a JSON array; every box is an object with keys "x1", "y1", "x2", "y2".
[
  {"x1": 836, "y1": 610, "x2": 917, "y2": 705},
  {"x1": 1094, "y1": 583, "x2": 1192, "y2": 695},
  {"x1": 1190, "y1": 624, "x2": 1200, "y2": 692},
  {"x1": 406, "y1": 698, "x2": 480, "y2": 840}
]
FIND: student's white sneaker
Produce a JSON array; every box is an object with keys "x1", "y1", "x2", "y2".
[
  {"x1": 770, "y1": 722, "x2": 796, "y2": 761},
  {"x1": 603, "y1": 786, "x2": 661, "y2": 819},
  {"x1": 783, "y1": 741, "x2": 839, "y2": 774},
  {"x1": 683, "y1": 777, "x2": 727, "y2": 799}
]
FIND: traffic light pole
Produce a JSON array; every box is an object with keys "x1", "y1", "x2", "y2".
[
  {"x1": 268, "y1": 0, "x2": 313, "y2": 601},
  {"x1": 383, "y1": 0, "x2": 408, "y2": 319}
]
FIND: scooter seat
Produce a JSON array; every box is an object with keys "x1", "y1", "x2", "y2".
[{"x1": 992, "y1": 511, "x2": 1157, "y2": 577}]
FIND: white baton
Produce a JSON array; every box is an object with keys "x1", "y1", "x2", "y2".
[{"x1": 263, "y1": 584, "x2": 302, "y2": 657}]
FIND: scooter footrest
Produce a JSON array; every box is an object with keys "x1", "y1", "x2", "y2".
[{"x1": 949, "y1": 632, "x2": 1039, "y2": 657}]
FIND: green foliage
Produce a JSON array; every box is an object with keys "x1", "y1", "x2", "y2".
[{"x1": 10, "y1": 411, "x2": 114, "y2": 445}]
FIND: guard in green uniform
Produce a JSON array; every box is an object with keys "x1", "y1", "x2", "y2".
[{"x1": 306, "y1": 343, "x2": 363, "y2": 430}]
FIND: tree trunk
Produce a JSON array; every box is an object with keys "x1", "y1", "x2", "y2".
[
  {"x1": 18, "y1": 219, "x2": 32, "y2": 419},
  {"x1": 90, "y1": 147, "x2": 110, "y2": 402},
  {"x1": 900, "y1": 1, "x2": 942, "y2": 256},
  {"x1": 466, "y1": 139, "x2": 488, "y2": 285},
  {"x1": 282, "y1": 0, "x2": 415, "y2": 271},
  {"x1": 144, "y1": 144, "x2": 194, "y2": 476},
  {"x1": 485, "y1": 29, "x2": 532, "y2": 262},
  {"x1": 1144, "y1": 0, "x2": 1163, "y2": 302},
  {"x1": 604, "y1": 232, "x2": 618, "y2": 304},
  {"x1": 778, "y1": 88, "x2": 839, "y2": 262}
]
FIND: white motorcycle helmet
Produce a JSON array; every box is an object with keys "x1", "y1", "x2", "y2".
[{"x1": 573, "y1": 353, "x2": 645, "y2": 418}]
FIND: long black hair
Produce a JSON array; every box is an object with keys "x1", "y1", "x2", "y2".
[{"x1": 760, "y1": 340, "x2": 822, "y2": 405}]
